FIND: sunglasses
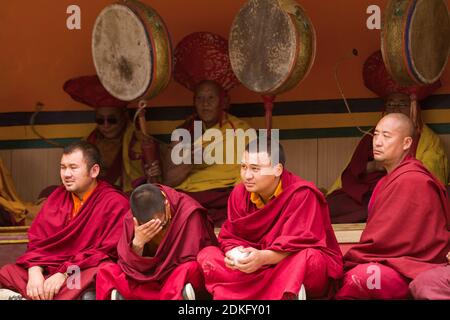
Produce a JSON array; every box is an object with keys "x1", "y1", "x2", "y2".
[{"x1": 95, "y1": 116, "x2": 119, "y2": 125}]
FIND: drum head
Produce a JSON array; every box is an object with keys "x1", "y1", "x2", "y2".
[
  {"x1": 229, "y1": 0, "x2": 298, "y2": 93},
  {"x1": 382, "y1": 0, "x2": 450, "y2": 85},
  {"x1": 92, "y1": 4, "x2": 152, "y2": 101},
  {"x1": 409, "y1": 0, "x2": 450, "y2": 83}
]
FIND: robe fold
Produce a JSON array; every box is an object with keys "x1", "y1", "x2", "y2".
[
  {"x1": 0, "y1": 181, "x2": 129, "y2": 299},
  {"x1": 96, "y1": 185, "x2": 218, "y2": 300},
  {"x1": 342, "y1": 155, "x2": 449, "y2": 288},
  {"x1": 198, "y1": 170, "x2": 343, "y2": 300}
]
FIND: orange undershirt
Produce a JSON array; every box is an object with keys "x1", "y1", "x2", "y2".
[
  {"x1": 250, "y1": 179, "x2": 283, "y2": 209},
  {"x1": 71, "y1": 183, "x2": 97, "y2": 218}
]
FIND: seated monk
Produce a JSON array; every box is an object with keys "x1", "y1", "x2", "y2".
[
  {"x1": 197, "y1": 139, "x2": 343, "y2": 300},
  {"x1": 327, "y1": 51, "x2": 448, "y2": 224},
  {"x1": 334, "y1": 113, "x2": 450, "y2": 300},
  {"x1": 95, "y1": 183, "x2": 217, "y2": 300},
  {"x1": 0, "y1": 141, "x2": 129, "y2": 300},
  {"x1": 145, "y1": 80, "x2": 251, "y2": 227},
  {"x1": 62, "y1": 75, "x2": 145, "y2": 194},
  {"x1": 142, "y1": 32, "x2": 252, "y2": 227}
]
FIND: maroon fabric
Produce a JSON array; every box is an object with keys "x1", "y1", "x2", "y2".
[
  {"x1": 363, "y1": 50, "x2": 441, "y2": 100},
  {"x1": 95, "y1": 185, "x2": 217, "y2": 299},
  {"x1": 174, "y1": 32, "x2": 240, "y2": 92},
  {"x1": 409, "y1": 265, "x2": 450, "y2": 299},
  {"x1": 182, "y1": 188, "x2": 232, "y2": 227},
  {"x1": 344, "y1": 155, "x2": 450, "y2": 280},
  {"x1": 339, "y1": 133, "x2": 386, "y2": 204},
  {"x1": 14, "y1": 181, "x2": 129, "y2": 275},
  {"x1": 63, "y1": 75, "x2": 128, "y2": 109},
  {"x1": 327, "y1": 190, "x2": 370, "y2": 224},
  {"x1": 96, "y1": 261, "x2": 206, "y2": 300},
  {"x1": 335, "y1": 263, "x2": 410, "y2": 300},
  {"x1": 199, "y1": 170, "x2": 343, "y2": 299}
]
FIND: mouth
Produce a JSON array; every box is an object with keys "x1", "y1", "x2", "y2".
[{"x1": 373, "y1": 150, "x2": 382, "y2": 155}]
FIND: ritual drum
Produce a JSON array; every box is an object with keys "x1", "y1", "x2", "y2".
[
  {"x1": 229, "y1": 0, "x2": 316, "y2": 95},
  {"x1": 92, "y1": 0, "x2": 172, "y2": 102},
  {"x1": 382, "y1": 0, "x2": 450, "y2": 86}
]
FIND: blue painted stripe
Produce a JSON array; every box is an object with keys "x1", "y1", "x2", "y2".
[{"x1": 1, "y1": 94, "x2": 449, "y2": 126}]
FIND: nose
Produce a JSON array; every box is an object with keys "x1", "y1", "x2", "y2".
[
  {"x1": 373, "y1": 134, "x2": 382, "y2": 147},
  {"x1": 62, "y1": 168, "x2": 72, "y2": 177},
  {"x1": 243, "y1": 168, "x2": 253, "y2": 180}
]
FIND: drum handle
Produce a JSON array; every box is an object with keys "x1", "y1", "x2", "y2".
[{"x1": 262, "y1": 95, "x2": 276, "y2": 131}]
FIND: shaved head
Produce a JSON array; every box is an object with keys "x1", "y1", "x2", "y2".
[
  {"x1": 373, "y1": 113, "x2": 414, "y2": 173},
  {"x1": 381, "y1": 113, "x2": 415, "y2": 138}
]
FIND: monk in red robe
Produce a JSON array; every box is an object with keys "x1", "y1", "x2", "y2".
[
  {"x1": 197, "y1": 139, "x2": 343, "y2": 300},
  {"x1": 63, "y1": 75, "x2": 146, "y2": 194},
  {"x1": 0, "y1": 141, "x2": 129, "y2": 300},
  {"x1": 95, "y1": 183, "x2": 217, "y2": 300},
  {"x1": 335, "y1": 113, "x2": 450, "y2": 300},
  {"x1": 327, "y1": 51, "x2": 447, "y2": 224}
]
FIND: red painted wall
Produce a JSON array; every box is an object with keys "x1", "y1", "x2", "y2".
[{"x1": 1, "y1": 0, "x2": 449, "y2": 112}]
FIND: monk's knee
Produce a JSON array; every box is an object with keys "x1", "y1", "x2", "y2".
[{"x1": 197, "y1": 246, "x2": 222, "y2": 265}]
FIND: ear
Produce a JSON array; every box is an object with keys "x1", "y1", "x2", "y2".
[
  {"x1": 90, "y1": 164, "x2": 101, "y2": 179},
  {"x1": 164, "y1": 199, "x2": 171, "y2": 219},
  {"x1": 403, "y1": 136, "x2": 413, "y2": 151},
  {"x1": 273, "y1": 163, "x2": 283, "y2": 177}
]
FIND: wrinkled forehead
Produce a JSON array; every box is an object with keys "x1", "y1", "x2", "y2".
[
  {"x1": 61, "y1": 149, "x2": 87, "y2": 165},
  {"x1": 195, "y1": 82, "x2": 221, "y2": 97},
  {"x1": 242, "y1": 150, "x2": 272, "y2": 166}
]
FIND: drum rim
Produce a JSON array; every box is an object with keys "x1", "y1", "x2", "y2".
[
  {"x1": 406, "y1": 0, "x2": 450, "y2": 84},
  {"x1": 92, "y1": 3, "x2": 154, "y2": 101}
]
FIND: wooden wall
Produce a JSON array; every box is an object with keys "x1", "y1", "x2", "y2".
[{"x1": 3, "y1": 135, "x2": 450, "y2": 202}]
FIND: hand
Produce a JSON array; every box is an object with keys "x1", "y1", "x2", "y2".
[
  {"x1": 233, "y1": 247, "x2": 265, "y2": 274},
  {"x1": 132, "y1": 217, "x2": 163, "y2": 252},
  {"x1": 26, "y1": 266, "x2": 45, "y2": 300},
  {"x1": 446, "y1": 251, "x2": 450, "y2": 264},
  {"x1": 144, "y1": 160, "x2": 161, "y2": 180},
  {"x1": 224, "y1": 246, "x2": 244, "y2": 270},
  {"x1": 43, "y1": 273, "x2": 66, "y2": 300}
]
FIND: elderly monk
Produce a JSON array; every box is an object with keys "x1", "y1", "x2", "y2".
[
  {"x1": 0, "y1": 141, "x2": 129, "y2": 300},
  {"x1": 334, "y1": 113, "x2": 450, "y2": 300},
  {"x1": 197, "y1": 139, "x2": 343, "y2": 300},
  {"x1": 145, "y1": 80, "x2": 251, "y2": 227},
  {"x1": 408, "y1": 251, "x2": 450, "y2": 300},
  {"x1": 327, "y1": 51, "x2": 448, "y2": 223},
  {"x1": 95, "y1": 183, "x2": 217, "y2": 300},
  {"x1": 63, "y1": 75, "x2": 145, "y2": 193},
  {"x1": 141, "y1": 32, "x2": 252, "y2": 227}
]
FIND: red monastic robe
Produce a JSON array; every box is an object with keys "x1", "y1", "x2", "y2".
[
  {"x1": 198, "y1": 170, "x2": 343, "y2": 300},
  {"x1": 96, "y1": 185, "x2": 218, "y2": 300},
  {"x1": 336, "y1": 156, "x2": 450, "y2": 299},
  {"x1": 327, "y1": 133, "x2": 386, "y2": 223},
  {"x1": 0, "y1": 181, "x2": 129, "y2": 299}
]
